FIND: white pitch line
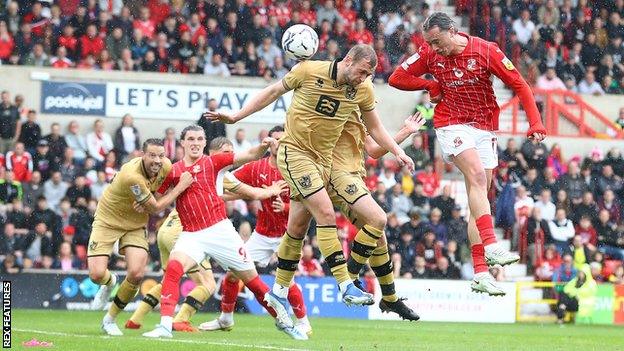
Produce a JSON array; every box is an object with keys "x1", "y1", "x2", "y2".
[{"x1": 13, "y1": 328, "x2": 313, "y2": 351}]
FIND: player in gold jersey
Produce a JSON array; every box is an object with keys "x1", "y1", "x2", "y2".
[
  {"x1": 205, "y1": 44, "x2": 414, "y2": 308},
  {"x1": 329, "y1": 112, "x2": 425, "y2": 321},
  {"x1": 88, "y1": 139, "x2": 194, "y2": 336},
  {"x1": 125, "y1": 137, "x2": 288, "y2": 332}
]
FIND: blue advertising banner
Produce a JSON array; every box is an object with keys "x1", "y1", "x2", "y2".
[
  {"x1": 243, "y1": 275, "x2": 368, "y2": 319},
  {"x1": 41, "y1": 81, "x2": 106, "y2": 116}
]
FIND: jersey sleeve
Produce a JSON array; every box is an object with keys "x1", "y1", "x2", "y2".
[
  {"x1": 281, "y1": 61, "x2": 309, "y2": 91},
  {"x1": 358, "y1": 80, "x2": 376, "y2": 112},
  {"x1": 211, "y1": 152, "x2": 235, "y2": 173},
  {"x1": 157, "y1": 168, "x2": 175, "y2": 195},
  {"x1": 222, "y1": 172, "x2": 242, "y2": 192},
  {"x1": 388, "y1": 45, "x2": 439, "y2": 94},
  {"x1": 125, "y1": 174, "x2": 152, "y2": 204},
  {"x1": 487, "y1": 42, "x2": 543, "y2": 129},
  {"x1": 233, "y1": 163, "x2": 254, "y2": 185}
]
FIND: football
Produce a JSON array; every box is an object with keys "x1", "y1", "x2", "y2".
[{"x1": 281, "y1": 24, "x2": 319, "y2": 61}]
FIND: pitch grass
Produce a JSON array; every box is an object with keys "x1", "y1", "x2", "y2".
[{"x1": 10, "y1": 309, "x2": 623, "y2": 351}]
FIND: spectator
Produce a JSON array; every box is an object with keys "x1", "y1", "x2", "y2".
[
  {"x1": 64, "y1": 121, "x2": 88, "y2": 166},
  {"x1": 133, "y1": 7, "x2": 156, "y2": 40},
  {"x1": 113, "y1": 114, "x2": 140, "y2": 162},
  {"x1": 86, "y1": 119, "x2": 114, "y2": 165},
  {"x1": 556, "y1": 265, "x2": 596, "y2": 324},
  {"x1": 598, "y1": 190, "x2": 621, "y2": 223},
  {"x1": 409, "y1": 255, "x2": 431, "y2": 279},
  {"x1": 0, "y1": 222, "x2": 23, "y2": 257},
  {"x1": 514, "y1": 185, "x2": 535, "y2": 222},
  {"x1": 230, "y1": 128, "x2": 251, "y2": 154},
  {"x1": 79, "y1": 24, "x2": 105, "y2": 59},
  {"x1": 0, "y1": 171, "x2": 22, "y2": 204},
  {"x1": 50, "y1": 46, "x2": 73, "y2": 68},
  {"x1": 348, "y1": 18, "x2": 373, "y2": 45},
  {"x1": 44, "y1": 171, "x2": 69, "y2": 211},
  {"x1": 512, "y1": 10, "x2": 535, "y2": 45},
  {"x1": 90, "y1": 171, "x2": 108, "y2": 201},
  {"x1": 162, "y1": 127, "x2": 178, "y2": 161},
  {"x1": 556, "y1": 161, "x2": 587, "y2": 204},
  {"x1": 378, "y1": 167, "x2": 397, "y2": 189},
  {"x1": 415, "y1": 162, "x2": 439, "y2": 197},
  {"x1": 596, "y1": 165, "x2": 623, "y2": 197},
  {"x1": 396, "y1": 231, "x2": 416, "y2": 273},
  {"x1": 536, "y1": 67, "x2": 566, "y2": 91},
  {"x1": 520, "y1": 137, "x2": 548, "y2": 170},
  {"x1": 534, "y1": 189, "x2": 556, "y2": 221},
  {"x1": 58, "y1": 148, "x2": 79, "y2": 183},
  {"x1": 203, "y1": 53, "x2": 231, "y2": 77},
  {"x1": 577, "y1": 71, "x2": 605, "y2": 95},
  {"x1": 297, "y1": 244, "x2": 324, "y2": 277},
  {"x1": 430, "y1": 256, "x2": 461, "y2": 280},
  {"x1": 105, "y1": 26, "x2": 129, "y2": 61},
  {"x1": 256, "y1": 36, "x2": 281, "y2": 69},
  {"x1": 32, "y1": 139, "x2": 54, "y2": 181},
  {"x1": 0, "y1": 90, "x2": 21, "y2": 154},
  {"x1": 596, "y1": 209, "x2": 623, "y2": 260},
  {"x1": 21, "y1": 171, "x2": 43, "y2": 210},
  {"x1": 430, "y1": 185, "x2": 456, "y2": 222},
  {"x1": 387, "y1": 183, "x2": 412, "y2": 224},
  {"x1": 18, "y1": 109, "x2": 41, "y2": 154},
  {"x1": 572, "y1": 191, "x2": 599, "y2": 223},
  {"x1": 65, "y1": 175, "x2": 91, "y2": 206},
  {"x1": 52, "y1": 241, "x2": 82, "y2": 271},
  {"x1": 428, "y1": 208, "x2": 448, "y2": 244},
  {"x1": 416, "y1": 231, "x2": 442, "y2": 270},
  {"x1": 552, "y1": 253, "x2": 577, "y2": 284},
  {"x1": 535, "y1": 246, "x2": 562, "y2": 281},
  {"x1": 22, "y1": 222, "x2": 54, "y2": 267},
  {"x1": 548, "y1": 208, "x2": 575, "y2": 255},
  {"x1": 6, "y1": 142, "x2": 33, "y2": 182},
  {"x1": 42, "y1": 123, "x2": 67, "y2": 165}
]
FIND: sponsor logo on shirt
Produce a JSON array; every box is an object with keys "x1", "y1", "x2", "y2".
[
  {"x1": 453, "y1": 68, "x2": 464, "y2": 78},
  {"x1": 467, "y1": 59, "x2": 477, "y2": 71},
  {"x1": 502, "y1": 57, "x2": 515, "y2": 70}
]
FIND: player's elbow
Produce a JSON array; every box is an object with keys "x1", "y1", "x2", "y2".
[{"x1": 388, "y1": 70, "x2": 401, "y2": 88}]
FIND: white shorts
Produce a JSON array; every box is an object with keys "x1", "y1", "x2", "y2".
[
  {"x1": 172, "y1": 219, "x2": 255, "y2": 272},
  {"x1": 436, "y1": 124, "x2": 498, "y2": 169},
  {"x1": 245, "y1": 231, "x2": 282, "y2": 267}
]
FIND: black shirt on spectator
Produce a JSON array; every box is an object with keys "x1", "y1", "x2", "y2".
[
  {"x1": 0, "y1": 103, "x2": 19, "y2": 139},
  {"x1": 430, "y1": 265, "x2": 461, "y2": 280},
  {"x1": 410, "y1": 267, "x2": 432, "y2": 279},
  {"x1": 18, "y1": 121, "x2": 42, "y2": 151},
  {"x1": 43, "y1": 134, "x2": 68, "y2": 164},
  {"x1": 429, "y1": 195, "x2": 456, "y2": 222},
  {"x1": 65, "y1": 185, "x2": 91, "y2": 206},
  {"x1": 0, "y1": 180, "x2": 21, "y2": 204}
]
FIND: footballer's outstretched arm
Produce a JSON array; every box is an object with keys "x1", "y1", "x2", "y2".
[
  {"x1": 221, "y1": 180, "x2": 288, "y2": 201},
  {"x1": 365, "y1": 112, "x2": 426, "y2": 159},
  {"x1": 203, "y1": 81, "x2": 288, "y2": 124},
  {"x1": 361, "y1": 108, "x2": 415, "y2": 172},
  {"x1": 137, "y1": 171, "x2": 194, "y2": 214},
  {"x1": 232, "y1": 137, "x2": 275, "y2": 168}
]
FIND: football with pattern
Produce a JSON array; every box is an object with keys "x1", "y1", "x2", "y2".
[{"x1": 281, "y1": 24, "x2": 319, "y2": 61}]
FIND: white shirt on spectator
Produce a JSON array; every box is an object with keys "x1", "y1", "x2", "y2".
[
  {"x1": 534, "y1": 200, "x2": 556, "y2": 221},
  {"x1": 536, "y1": 75, "x2": 566, "y2": 91},
  {"x1": 380, "y1": 12, "x2": 403, "y2": 36},
  {"x1": 65, "y1": 133, "x2": 88, "y2": 160},
  {"x1": 231, "y1": 139, "x2": 252, "y2": 154},
  {"x1": 577, "y1": 79, "x2": 605, "y2": 95},
  {"x1": 204, "y1": 62, "x2": 231, "y2": 77},
  {"x1": 86, "y1": 131, "x2": 114, "y2": 162},
  {"x1": 378, "y1": 171, "x2": 397, "y2": 189},
  {"x1": 256, "y1": 44, "x2": 282, "y2": 68},
  {"x1": 512, "y1": 19, "x2": 535, "y2": 45},
  {"x1": 121, "y1": 126, "x2": 137, "y2": 154},
  {"x1": 90, "y1": 181, "x2": 109, "y2": 201},
  {"x1": 547, "y1": 218, "x2": 575, "y2": 242},
  {"x1": 514, "y1": 195, "x2": 535, "y2": 217},
  {"x1": 44, "y1": 179, "x2": 69, "y2": 211}
]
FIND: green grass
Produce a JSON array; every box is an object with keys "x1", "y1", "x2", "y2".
[{"x1": 9, "y1": 309, "x2": 623, "y2": 351}]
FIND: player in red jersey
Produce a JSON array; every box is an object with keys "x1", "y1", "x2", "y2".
[
  {"x1": 389, "y1": 12, "x2": 547, "y2": 296},
  {"x1": 199, "y1": 125, "x2": 312, "y2": 336},
  {"x1": 142, "y1": 125, "x2": 307, "y2": 340}
]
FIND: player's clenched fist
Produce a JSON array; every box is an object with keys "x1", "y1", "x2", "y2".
[
  {"x1": 260, "y1": 137, "x2": 277, "y2": 149},
  {"x1": 396, "y1": 151, "x2": 415, "y2": 173},
  {"x1": 178, "y1": 171, "x2": 194, "y2": 189}
]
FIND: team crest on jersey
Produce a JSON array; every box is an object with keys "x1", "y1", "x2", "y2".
[
  {"x1": 345, "y1": 183, "x2": 357, "y2": 195},
  {"x1": 345, "y1": 86, "x2": 357, "y2": 100},
  {"x1": 453, "y1": 68, "x2": 464, "y2": 78},
  {"x1": 502, "y1": 57, "x2": 515, "y2": 70},
  {"x1": 193, "y1": 165, "x2": 201, "y2": 173},
  {"x1": 454, "y1": 137, "x2": 463, "y2": 148},
  {"x1": 315, "y1": 78, "x2": 324, "y2": 88},
  {"x1": 467, "y1": 59, "x2": 477, "y2": 71},
  {"x1": 89, "y1": 241, "x2": 98, "y2": 250},
  {"x1": 130, "y1": 184, "x2": 142, "y2": 198},
  {"x1": 298, "y1": 175, "x2": 312, "y2": 189}
]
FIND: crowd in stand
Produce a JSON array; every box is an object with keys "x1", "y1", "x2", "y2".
[{"x1": 464, "y1": 0, "x2": 624, "y2": 95}]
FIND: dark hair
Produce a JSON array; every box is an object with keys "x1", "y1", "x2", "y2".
[
  {"x1": 180, "y1": 125, "x2": 204, "y2": 140},
  {"x1": 422, "y1": 12, "x2": 456, "y2": 32},
  {"x1": 142, "y1": 138, "x2": 164, "y2": 152},
  {"x1": 268, "y1": 125, "x2": 284, "y2": 138},
  {"x1": 209, "y1": 137, "x2": 232, "y2": 151},
  {"x1": 346, "y1": 44, "x2": 377, "y2": 68}
]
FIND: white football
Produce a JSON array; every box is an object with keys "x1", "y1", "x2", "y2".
[{"x1": 281, "y1": 24, "x2": 319, "y2": 61}]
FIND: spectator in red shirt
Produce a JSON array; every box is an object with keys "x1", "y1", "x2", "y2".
[
  {"x1": 6, "y1": 142, "x2": 33, "y2": 183},
  {"x1": 416, "y1": 163, "x2": 440, "y2": 197},
  {"x1": 50, "y1": 46, "x2": 73, "y2": 68},
  {"x1": 0, "y1": 21, "x2": 14, "y2": 62},
  {"x1": 297, "y1": 244, "x2": 324, "y2": 277},
  {"x1": 79, "y1": 24, "x2": 105, "y2": 59},
  {"x1": 575, "y1": 216, "x2": 597, "y2": 248},
  {"x1": 416, "y1": 231, "x2": 443, "y2": 270},
  {"x1": 347, "y1": 18, "x2": 374, "y2": 45},
  {"x1": 22, "y1": 2, "x2": 48, "y2": 38},
  {"x1": 374, "y1": 37, "x2": 392, "y2": 81},
  {"x1": 269, "y1": 0, "x2": 291, "y2": 28},
  {"x1": 186, "y1": 13, "x2": 207, "y2": 47},
  {"x1": 133, "y1": 7, "x2": 157, "y2": 40},
  {"x1": 364, "y1": 165, "x2": 379, "y2": 191},
  {"x1": 58, "y1": 25, "x2": 79, "y2": 61},
  {"x1": 299, "y1": 0, "x2": 317, "y2": 28},
  {"x1": 339, "y1": 0, "x2": 357, "y2": 31},
  {"x1": 148, "y1": 0, "x2": 171, "y2": 26}
]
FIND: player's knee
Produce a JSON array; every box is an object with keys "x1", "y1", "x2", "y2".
[
  {"x1": 314, "y1": 207, "x2": 336, "y2": 225},
  {"x1": 88, "y1": 269, "x2": 107, "y2": 283},
  {"x1": 366, "y1": 212, "x2": 387, "y2": 230},
  {"x1": 467, "y1": 167, "x2": 488, "y2": 189},
  {"x1": 226, "y1": 273, "x2": 239, "y2": 284},
  {"x1": 126, "y1": 269, "x2": 144, "y2": 284}
]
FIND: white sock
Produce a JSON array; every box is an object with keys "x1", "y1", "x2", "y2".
[
  {"x1": 272, "y1": 284, "x2": 288, "y2": 299},
  {"x1": 220, "y1": 312, "x2": 234, "y2": 323},
  {"x1": 161, "y1": 316, "x2": 173, "y2": 332},
  {"x1": 338, "y1": 280, "x2": 352, "y2": 293},
  {"x1": 103, "y1": 313, "x2": 115, "y2": 324},
  {"x1": 107, "y1": 273, "x2": 117, "y2": 287},
  {"x1": 297, "y1": 316, "x2": 309, "y2": 325}
]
